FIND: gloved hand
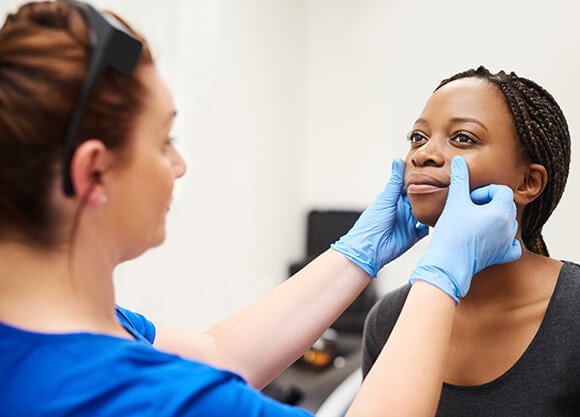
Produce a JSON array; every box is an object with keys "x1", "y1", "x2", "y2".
[
  {"x1": 331, "y1": 158, "x2": 429, "y2": 278},
  {"x1": 409, "y1": 156, "x2": 522, "y2": 304}
]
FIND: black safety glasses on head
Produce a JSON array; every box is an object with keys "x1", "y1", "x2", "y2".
[{"x1": 58, "y1": 0, "x2": 143, "y2": 196}]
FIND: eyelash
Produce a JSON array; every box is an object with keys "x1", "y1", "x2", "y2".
[
  {"x1": 406, "y1": 131, "x2": 478, "y2": 146},
  {"x1": 450, "y1": 131, "x2": 477, "y2": 144},
  {"x1": 406, "y1": 131, "x2": 427, "y2": 145},
  {"x1": 162, "y1": 137, "x2": 176, "y2": 151}
]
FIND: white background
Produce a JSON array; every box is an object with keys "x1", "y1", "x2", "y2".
[{"x1": 2, "y1": 0, "x2": 580, "y2": 332}]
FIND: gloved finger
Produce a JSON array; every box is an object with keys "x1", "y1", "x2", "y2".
[
  {"x1": 471, "y1": 184, "x2": 515, "y2": 206},
  {"x1": 382, "y1": 158, "x2": 405, "y2": 206},
  {"x1": 489, "y1": 185, "x2": 516, "y2": 208},
  {"x1": 415, "y1": 223, "x2": 429, "y2": 239},
  {"x1": 390, "y1": 158, "x2": 405, "y2": 186},
  {"x1": 470, "y1": 185, "x2": 493, "y2": 204},
  {"x1": 510, "y1": 239, "x2": 523, "y2": 261},
  {"x1": 509, "y1": 215, "x2": 518, "y2": 237},
  {"x1": 500, "y1": 239, "x2": 522, "y2": 264},
  {"x1": 398, "y1": 194, "x2": 429, "y2": 240},
  {"x1": 447, "y1": 156, "x2": 471, "y2": 205}
]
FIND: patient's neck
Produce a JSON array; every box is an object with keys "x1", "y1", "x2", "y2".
[{"x1": 460, "y1": 250, "x2": 561, "y2": 309}]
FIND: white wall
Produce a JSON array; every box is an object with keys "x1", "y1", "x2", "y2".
[
  {"x1": 300, "y1": 0, "x2": 580, "y2": 295},
  {"x1": 102, "y1": 0, "x2": 308, "y2": 331},
  {"x1": 2, "y1": 0, "x2": 580, "y2": 332}
]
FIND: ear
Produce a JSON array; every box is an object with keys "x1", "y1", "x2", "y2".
[
  {"x1": 69, "y1": 139, "x2": 115, "y2": 206},
  {"x1": 514, "y1": 163, "x2": 548, "y2": 206}
]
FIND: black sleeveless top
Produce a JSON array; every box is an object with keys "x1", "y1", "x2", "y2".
[{"x1": 362, "y1": 261, "x2": 580, "y2": 416}]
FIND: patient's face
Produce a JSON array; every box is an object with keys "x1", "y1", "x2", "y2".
[{"x1": 404, "y1": 77, "x2": 527, "y2": 227}]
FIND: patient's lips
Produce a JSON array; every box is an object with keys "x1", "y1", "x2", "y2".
[{"x1": 406, "y1": 173, "x2": 449, "y2": 195}]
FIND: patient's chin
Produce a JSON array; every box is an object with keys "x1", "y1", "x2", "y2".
[
  {"x1": 408, "y1": 194, "x2": 446, "y2": 228},
  {"x1": 412, "y1": 206, "x2": 443, "y2": 228}
]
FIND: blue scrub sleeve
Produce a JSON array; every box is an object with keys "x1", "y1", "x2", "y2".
[
  {"x1": 153, "y1": 364, "x2": 316, "y2": 417},
  {"x1": 114, "y1": 306, "x2": 316, "y2": 417},
  {"x1": 116, "y1": 305, "x2": 157, "y2": 343}
]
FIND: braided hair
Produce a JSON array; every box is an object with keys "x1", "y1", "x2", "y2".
[{"x1": 436, "y1": 66, "x2": 571, "y2": 257}]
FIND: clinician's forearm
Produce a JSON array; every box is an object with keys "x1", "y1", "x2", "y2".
[
  {"x1": 346, "y1": 281, "x2": 455, "y2": 417},
  {"x1": 205, "y1": 249, "x2": 369, "y2": 388}
]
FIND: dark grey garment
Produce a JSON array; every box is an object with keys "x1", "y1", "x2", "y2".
[{"x1": 361, "y1": 261, "x2": 580, "y2": 416}]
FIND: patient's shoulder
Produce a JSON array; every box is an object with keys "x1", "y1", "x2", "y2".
[
  {"x1": 367, "y1": 283, "x2": 411, "y2": 323},
  {"x1": 361, "y1": 283, "x2": 411, "y2": 377}
]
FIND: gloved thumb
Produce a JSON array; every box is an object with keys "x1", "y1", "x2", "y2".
[{"x1": 447, "y1": 156, "x2": 471, "y2": 205}]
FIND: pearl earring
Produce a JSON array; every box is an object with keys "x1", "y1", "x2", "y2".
[{"x1": 99, "y1": 195, "x2": 109, "y2": 205}]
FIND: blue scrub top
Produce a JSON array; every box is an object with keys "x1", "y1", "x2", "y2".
[{"x1": 0, "y1": 306, "x2": 314, "y2": 417}]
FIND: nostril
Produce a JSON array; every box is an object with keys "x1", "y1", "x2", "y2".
[{"x1": 412, "y1": 153, "x2": 441, "y2": 168}]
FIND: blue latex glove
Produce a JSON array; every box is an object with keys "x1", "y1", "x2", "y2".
[
  {"x1": 331, "y1": 158, "x2": 429, "y2": 278},
  {"x1": 409, "y1": 156, "x2": 522, "y2": 304}
]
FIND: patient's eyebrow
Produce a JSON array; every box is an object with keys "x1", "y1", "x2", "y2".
[{"x1": 450, "y1": 117, "x2": 489, "y2": 132}]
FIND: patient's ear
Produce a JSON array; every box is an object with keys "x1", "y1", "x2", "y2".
[{"x1": 514, "y1": 163, "x2": 548, "y2": 206}]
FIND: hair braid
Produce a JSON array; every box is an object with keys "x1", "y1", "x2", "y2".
[{"x1": 436, "y1": 66, "x2": 571, "y2": 257}]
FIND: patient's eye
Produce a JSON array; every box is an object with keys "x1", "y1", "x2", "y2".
[
  {"x1": 450, "y1": 131, "x2": 478, "y2": 145},
  {"x1": 407, "y1": 131, "x2": 428, "y2": 145}
]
